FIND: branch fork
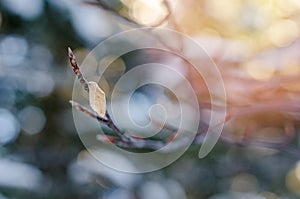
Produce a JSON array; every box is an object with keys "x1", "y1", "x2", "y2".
[{"x1": 68, "y1": 47, "x2": 165, "y2": 149}]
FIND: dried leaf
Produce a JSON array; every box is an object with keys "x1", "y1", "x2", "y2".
[{"x1": 88, "y1": 81, "x2": 106, "y2": 117}]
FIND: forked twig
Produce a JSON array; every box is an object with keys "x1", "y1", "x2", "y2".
[
  {"x1": 68, "y1": 48, "x2": 132, "y2": 142},
  {"x1": 70, "y1": 99, "x2": 165, "y2": 149},
  {"x1": 68, "y1": 47, "x2": 165, "y2": 149},
  {"x1": 70, "y1": 100, "x2": 108, "y2": 123}
]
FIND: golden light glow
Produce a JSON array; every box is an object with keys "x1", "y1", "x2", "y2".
[
  {"x1": 281, "y1": 81, "x2": 300, "y2": 92},
  {"x1": 267, "y1": 20, "x2": 299, "y2": 47},
  {"x1": 295, "y1": 162, "x2": 300, "y2": 182},
  {"x1": 275, "y1": 0, "x2": 300, "y2": 14},
  {"x1": 244, "y1": 60, "x2": 275, "y2": 80},
  {"x1": 122, "y1": 0, "x2": 168, "y2": 26},
  {"x1": 201, "y1": 28, "x2": 221, "y2": 38},
  {"x1": 286, "y1": 162, "x2": 300, "y2": 195},
  {"x1": 205, "y1": 0, "x2": 240, "y2": 22},
  {"x1": 291, "y1": 0, "x2": 300, "y2": 8},
  {"x1": 279, "y1": 63, "x2": 300, "y2": 76}
]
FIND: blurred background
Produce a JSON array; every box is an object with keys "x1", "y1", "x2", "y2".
[{"x1": 1, "y1": 0, "x2": 300, "y2": 198}]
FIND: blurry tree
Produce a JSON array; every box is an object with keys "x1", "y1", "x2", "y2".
[{"x1": 1, "y1": 0, "x2": 300, "y2": 199}]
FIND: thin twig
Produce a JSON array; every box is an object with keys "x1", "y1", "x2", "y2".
[
  {"x1": 70, "y1": 100, "x2": 108, "y2": 123},
  {"x1": 68, "y1": 47, "x2": 130, "y2": 142},
  {"x1": 70, "y1": 100, "x2": 127, "y2": 139},
  {"x1": 105, "y1": 112, "x2": 131, "y2": 142},
  {"x1": 70, "y1": 100, "x2": 165, "y2": 149},
  {"x1": 68, "y1": 47, "x2": 89, "y2": 92},
  {"x1": 68, "y1": 47, "x2": 165, "y2": 149}
]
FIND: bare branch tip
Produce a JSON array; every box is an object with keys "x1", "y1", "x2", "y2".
[
  {"x1": 69, "y1": 100, "x2": 79, "y2": 108},
  {"x1": 68, "y1": 47, "x2": 74, "y2": 57}
]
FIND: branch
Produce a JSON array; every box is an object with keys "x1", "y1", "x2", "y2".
[
  {"x1": 70, "y1": 100, "x2": 165, "y2": 149},
  {"x1": 68, "y1": 47, "x2": 130, "y2": 141},
  {"x1": 104, "y1": 112, "x2": 131, "y2": 142},
  {"x1": 69, "y1": 100, "x2": 108, "y2": 123},
  {"x1": 68, "y1": 47, "x2": 89, "y2": 92},
  {"x1": 68, "y1": 47, "x2": 165, "y2": 149}
]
